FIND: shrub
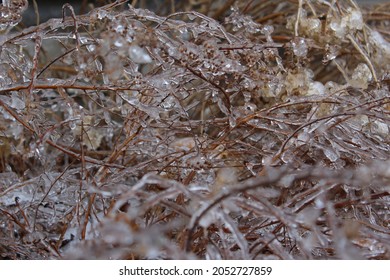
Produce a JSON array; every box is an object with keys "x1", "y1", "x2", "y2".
[{"x1": 0, "y1": 0, "x2": 389, "y2": 259}]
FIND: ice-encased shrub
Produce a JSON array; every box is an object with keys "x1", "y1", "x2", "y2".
[{"x1": 0, "y1": 0, "x2": 389, "y2": 259}]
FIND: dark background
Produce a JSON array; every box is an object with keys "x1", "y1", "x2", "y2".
[
  {"x1": 22, "y1": 0, "x2": 108, "y2": 26},
  {"x1": 20, "y1": 0, "x2": 388, "y2": 27}
]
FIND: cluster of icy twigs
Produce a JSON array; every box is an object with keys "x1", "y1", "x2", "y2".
[{"x1": 0, "y1": 0, "x2": 389, "y2": 259}]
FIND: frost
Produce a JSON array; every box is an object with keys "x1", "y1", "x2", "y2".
[
  {"x1": 114, "y1": 23, "x2": 125, "y2": 34},
  {"x1": 306, "y1": 18, "x2": 321, "y2": 31},
  {"x1": 243, "y1": 102, "x2": 257, "y2": 112}
]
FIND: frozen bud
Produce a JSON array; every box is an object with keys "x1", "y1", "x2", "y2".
[
  {"x1": 211, "y1": 167, "x2": 238, "y2": 195},
  {"x1": 347, "y1": 8, "x2": 363, "y2": 31},
  {"x1": 323, "y1": 44, "x2": 340, "y2": 63},
  {"x1": 260, "y1": 25, "x2": 274, "y2": 42},
  {"x1": 6, "y1": 0, "x2": 28, "y2": 12},
  {"x1": 10, "y1": 94, "x2": 25, "y2": 110},
  {"x1": 291, "y1": 37, "x2": 308, "y2": 57},
  {"x1": 306, "y1": 18, "x2": 321, "y2": 32},
  {"x1": 369, "y1": 30, "x2": 390, "y2": 57},
  {"x1": 260, "y1": 25, "x2": 274, "y2": 36},
  {"x1": 329, "y1": 18, "x2": 347, "y2": 39},
  {"x1": 0, "y1": 0, "x2": 28, "y2": 30},
  {"x1": 350, "y1": 63, "x2": 372, "y2": 89},
  {"x1": 329, "y1": 8, "x2": 363, "y2": 39},
  {"x1": 170, "y1": 137, "x2": 197, "y2": 152},
  {"x1": 307, "y1": 81, "x2": 325, "y2": 96},
  {"x1": 300, "y1": 16, "x2": 321, "y2": 37},
  {"x1": 372, "y1": 120, "x2": 389, "y2": 140}
]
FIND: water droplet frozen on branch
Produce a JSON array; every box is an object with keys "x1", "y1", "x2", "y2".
[
  {"x1": 350, "y1": 63, "x2": 372, "y2": 89},
  {"x1": 187, "y1": 13, "x2": 196, "y2": 21},
  {"x1": 307, "y1": 81, "x2": 325, "y2": 96},
  {"x1": 323, "y1": 44, "x2": 340, "y2": 64},
  {"x1": 367, "y1": 29, "x2": 390, "y2": 72},
  {"x1": 260, "y1": 25, "x2": 274, "y2": 42},
  {"x1": 323, "y1": 147, "x2": 340, "y2": 163},
  {"x1": 97, "y1": 9, "x2": 108, "y2": 20},
  {"x1": 160, "y1": 95, "x2": 176, "y2": 110},
  {"x1": 114, "y1": 39, "x2": 124, "y2": 48},
  {"x1": 371, "y1": 120, "x2": 389, "y2": 141},
  {"x1": 285, "y1": 68, "x2": 313, "y2": 95},
  {"x1": 86, "y1": 43, "x2": 96, "y2": 52},
  {"x1": 329, "y1": 8, "x2": 363, "y2": 39},
  {"x1": 10, "y1": 94, "x2": 25, "y2": 110},
  {"x1": 229, "y1": 116, "x2": 236, "y2": 128},
  {"x1": 296, "y1": 131, "x2": 310, "y2": 145},
  {"x1": 245, "y1": 162, "x2": 257, "y2": 176},
  {"x1": 305, "y1": 18, "x2": 321, "y2": 33},
  {"x1": 129, "y1": 45, "x2": 152, "y2": 64},
  {"x1": 369, "y1": 30, "x2": 390, "y2": 55},
  {"x1": 0, "y1": 2, "x2": 26, "y2": 31},
  {"x1": 329, "y1": 19, "x2": 347, "y2": 39},
  {"x1": 348, "y1": 8, "x2": 364, "y2": 30},
  {"x1": 225, "y1": 4, "x2": 261, "y2": 34},
  {"x1": 291, "y1": 37, "x2": 308, "y2": 57}
]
